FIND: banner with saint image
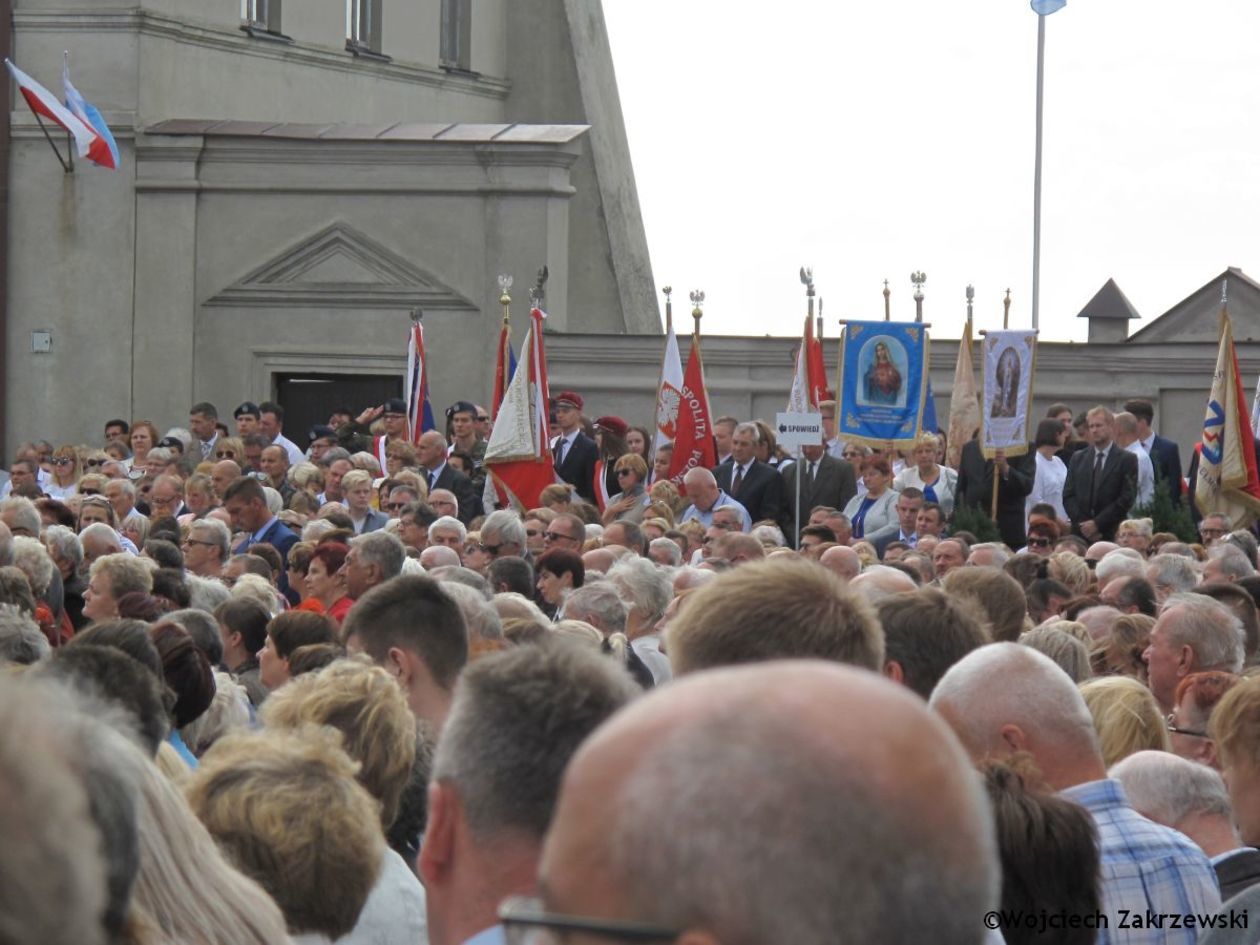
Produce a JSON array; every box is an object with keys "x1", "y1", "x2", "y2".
[
  {"x1": 836, "y1": 321, "x2": 929, "y2": 449},
  {"x1": 980, "y1": 329, "x2": 1037, "y2": 458}
]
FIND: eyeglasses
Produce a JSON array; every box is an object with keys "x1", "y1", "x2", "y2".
[
  {"x1": 1027, "y1": 537, "x2": 1052, "y2": 548},
  {"x1": 499, "y1": 896, "x2": 679, "y2": 945},
  {"x1": 1200, "y1": 528, "x2": 1228, "y2": 538},
  {"x1": 1166, "y1": 714, "x2": 1208, "y2": 738},
  {"x1": 215, "y1": 451, "x2": 236, "y2": 458},
  {"x1": 544, "y1": 531, "x2": 578, "y2": 543},
  {"x1": 84, "y1": 459, "x2": 105, "y2": 467},
  {"x1": 80, "y1": 489, "x2": 101, "y2": 496},
  {"x1": 182, "y1": 538, "x2": 218, "y2": 548},
  {"x1": 616, "y1": 469, "x2": 635, "y2": 477},
  {"x1": 383, "y1": 502, "x2": 409, "y2": 511},
  {"x1": 52, "y1": 458, "x2": 74, "y2": 467},
  {"x1": 526, "y1": 528, "x2": 543, "y2": 538}
]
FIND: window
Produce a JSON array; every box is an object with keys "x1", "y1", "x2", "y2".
[
  {"x1": 241, "y1": 0, "x2": 281, "y2": 33},
  {"x1": 440, "y1": 0, "x2": 472, "y2": 72},
  {"x1": 241, "y1": 0, "x2": 288, "y2": 40},
  {"x1": 347, "y1": 0, "x2": 386, "y2": 58}
]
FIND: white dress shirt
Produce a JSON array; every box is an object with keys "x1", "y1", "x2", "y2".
[{"x1": 1125, "y1": 440, "x2": 1155, "y2": 506}]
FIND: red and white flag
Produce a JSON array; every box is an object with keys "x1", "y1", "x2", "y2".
[
  {"x1": 786, "y1": 315, "x2": 827, "y2": 412},
  {"x1": 652, "y1": 319, "x2": 684, "y2": 457},
  {"x1": 5, "y1": 58, "x2": 112, "y2": 167},
  {"x1": 666, "y1": 335, "x2": 717, "y2": 493},
  {"x1": 484, "y1": 307, "x2": 558, "y2": 511},
  {"x1": 404, "y1": 320, "x2": 435, "y2": 443},
  {"x1": 1196, "y1": 303, "x2": 1260, "y2": 528},
  {"x1": 491, "y1": 319, "x2": 516, "y2": 422}
]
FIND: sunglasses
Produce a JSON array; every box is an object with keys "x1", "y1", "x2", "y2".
[
  {"x1": 616, "y1": 469, "x2": 635, "y2": 477},
  {"x1": 215, "y1": 450, "x2": 236, "y2": 458},
  {"x1": 383, "y1": 502, "x2": 409, "y2": 511},
  {"x1": 84, "y1": 459, "x2": 106, "y2": 467},
  {"x1": 52, "y1": 458, "x2": 74, "y2": 467},
  {"x1": 1027, "y1": 537, "x2": 1052, "y2": 548},
  {"x1": 80, "y1": 489, "x2": 102, "y2": 496}
]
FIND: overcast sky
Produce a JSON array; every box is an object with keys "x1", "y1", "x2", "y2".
[{"x1": 603, "y1": 1, "x2": 1260, "y2": 342}]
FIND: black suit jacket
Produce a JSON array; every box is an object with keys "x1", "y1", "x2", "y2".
[
  {"x1": 1148, "y1": 434, "x2": 1183, "y2": 500},
  {"x1": 1062, "y1": 443, "x2": 1137, "y2": 542},
  {"x1": 954, "y1": 439, "x2": 1036, "y2": 550},
  {"x1": 430, "y1": 464, "x2": 482, "y2": 525},
  {"x1": 553, "y1": 432, "x2": 599, "y2": 504},
  {"x1": 714, "y1": 459, "x2": 786, "y2": 529},
  {"x1": 235, "y1": 519, "x2": 300, "y2": 602},
  {"x1": 780, "y1": 454, "x2": 858, "y2": 544},
  {"x1": 1216, "y1": 848, "x2": 1260, "y2": 902}
]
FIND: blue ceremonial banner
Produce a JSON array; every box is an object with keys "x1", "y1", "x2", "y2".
[{"x1": 837, "y1": 321, "x2": 930, "y2": 449}]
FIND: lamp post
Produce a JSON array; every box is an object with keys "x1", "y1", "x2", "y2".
[{"x1": 1030, "y1": 0, "x2": 1066, "y2": 331}]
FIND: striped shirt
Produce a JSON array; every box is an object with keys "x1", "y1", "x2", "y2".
[{"x1": 1063, "y1": 779, "x2": 1221, "y2": 945}]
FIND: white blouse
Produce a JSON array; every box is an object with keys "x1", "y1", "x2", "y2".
[{"x1": 1027, "y1": 450, "x2": 1068, "y2": 522}]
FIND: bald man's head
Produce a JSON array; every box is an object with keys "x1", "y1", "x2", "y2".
[
  {"x1": 539, "y1": 662, "x2": 997, "y2": 945},
  {"x1": 820, "y1": 544, "x2": 861, "y2": 582}
]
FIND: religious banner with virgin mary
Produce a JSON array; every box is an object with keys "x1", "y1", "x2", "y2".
[
  {"x1": 980, "y1": 329, "x2": 1038, "y2": 458},
  {"x1": 836, "y1": 321, "x2": 929, "y2": 449}
]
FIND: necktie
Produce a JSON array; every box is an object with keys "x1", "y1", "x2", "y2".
[
  {"x1": 555, "y1": 438, "x2": 567, "y2": 468},
  {"x1": 808, "y1": 461, "x2": 816, "y2": 482},
  {"x1": 732, "y1": 464, "x2": 745, "y2": 495},
  {"x1": 1090, "y1": 450, "x2": 1104, "y2": 510}
]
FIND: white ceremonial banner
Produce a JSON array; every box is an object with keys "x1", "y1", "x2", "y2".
[{"x1": 981, "y1": 329, "x2": 1038, "y2": 458}]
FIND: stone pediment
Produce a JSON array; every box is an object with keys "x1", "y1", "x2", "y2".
[
  {"x1": 1127, "y1": 267, "x2": 1260, "y2": 344},
  {"x1": 207, "y1": 223, "x2": 477, "y2": 311}
]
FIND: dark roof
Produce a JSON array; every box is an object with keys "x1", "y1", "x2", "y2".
[{"x1": 1076, "y1": 278, "x2": 1140, "y2": 321}]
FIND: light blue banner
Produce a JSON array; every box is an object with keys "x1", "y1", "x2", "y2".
[{"x1": 838, "y1": 321, "x2": 930, "y2": 449}]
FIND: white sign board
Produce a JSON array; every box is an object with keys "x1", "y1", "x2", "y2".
[{"x1": 776, "y1": 412, "x2": 824, "y2": 451}]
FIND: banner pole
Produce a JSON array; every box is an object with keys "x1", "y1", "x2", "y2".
[{"x1": 795, "y1": 445, "x2": 802, "y2": 549}]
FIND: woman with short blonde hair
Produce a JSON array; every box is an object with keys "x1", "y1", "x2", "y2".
[
  {"x1": 261, "y1": 659, "x2": 416, "y2": 828},
  {"x1": 1079, "y1": 675, "x2": 1170, "y2": 767}
]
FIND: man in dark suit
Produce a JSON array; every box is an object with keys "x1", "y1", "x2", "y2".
[
  {"x1": 780, "y1": 441, "x2": 857, "y2": 546},
  {"x1": 223, "y1": 475, "x2": 299, "y2": 600},
  {"x1": 1125, "y1": 398, "x2": 1183, "y2": 501},
  {"x1": 873, "y1": 487, "x2": 924, "y2": 560},
  {"x1": 954, "y1": 437, "x2": 1036, "y2": 551},
  {"x1": 550, "y1": 390, "x2": 599, "y2": 504},
  {"x1": 713, "y1": 421, "x2": 785, "y2": 529},
  {"x1": 417, "y1": 430, "x2": 481, "y2": 525},
  {"x1": 1062, "y1": 406, "x2": 1138, "y2": 544}
]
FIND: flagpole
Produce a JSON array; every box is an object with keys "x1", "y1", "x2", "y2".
[
  {"x1": 663, "y1": 285, "x2": 673, "y2": 333},
  {"x1": 796, "y1": 268, "x2": 816, "y2": 547},
  {"x1": 883, "y1": 280, "x2": 891, "y2": 322},
  {"x1": 1032, "y1": 13, "x2": 1046, "y2": 331},
  {"x1": 912, "y1": 271, "x2": 926, "y2": 322},
  {"x1": 30, "y1": 111, "x2": 72, "y2": 174},
  {"x1": 1004, "y1": 289, "x2": 1012, "y2": 330}
]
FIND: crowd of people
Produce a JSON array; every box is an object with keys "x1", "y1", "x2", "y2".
[{"x1": 3, "y1": 388, "x2": 1260, "y2": 945}]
